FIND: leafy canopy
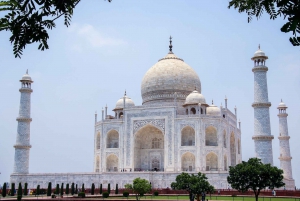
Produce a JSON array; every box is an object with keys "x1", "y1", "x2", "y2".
[
  {"x1": 227, "y1": 158, "x2": 284, "y2": 201},
  {"x1": 171, "y1": 172, "x2": 214, "y2": 201},
  {"x1": 228, "y1": 0, "x2": 300, "y2": 46},
  {"x1": 0, "y1": 0, "x2": 112, "y2": 58},
  {"x1": 125, "y1": 177, "x2": 151, "y2": 201}
]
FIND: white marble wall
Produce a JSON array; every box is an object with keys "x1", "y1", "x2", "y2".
[
  {"x1": 252, "y1": 65, "x2": 273, "y2": 165},
  {"x1": 10, "y1": 172, "x2": 230, "y2": 189}
]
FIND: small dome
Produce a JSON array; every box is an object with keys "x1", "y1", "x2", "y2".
[
  {"x1": 21, "y1": 70, "x2": 32, "y2": 81},
  {"x1": 115, "y1": 95, "x2": 135, "y2": 110},
  {"x1": 206, "y1": 103, "x2": 221, "y2": 116},
  {"x1": 254, "y1": 49, "x2": 265, "y2": 57},
  {"x1": 185, "y1": 90, "x2": 206, "y2": 105},
  {"x1": 278, "y1": 100, "x2": 287, "y2": 108}
]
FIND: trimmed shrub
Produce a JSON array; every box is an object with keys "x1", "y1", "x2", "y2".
[
  {"x1": 2, "y1": 183, "x2": 7, "y2": 197},
  {"x1": 99, "y1": 184, "x2": 102, "y2": 194},
  {"x1": 36, "y1": 185, "x2": 40, "y2": 196},
  {"x1": 115, "y1": 184, "x2": 118, "y2": 194},
  {"x1": 17, "y1": 183, "x2": 22, "y2": 201},
  {"x1": 71, "y1": 183, "x2": 75, "y2": 195},
  {"x1": 60, "y1": 183, "x2": 64, "y2": 196},
  {"x1": 102, "y1": 191, "x2": 109, "y2": 198},
  {"x1": 55, "y1": 184, "x2": 59, "y2": 195},
  {"x1": 107, "y1": 183, "x2": 110, "y2": 194},
  {"x1": 123, "y1": 191, "x2": 129, "y2": 197},
  {"x1": 81, "y1": 183, "x2": 84, "y2": 193},
  {"x1": 11, "y1": 183, "x2": 15, "y2": 196},
  {"x1": 51, "y1": 194, "x2": 56, "y2": 198},
  {"x1": 153, "y1": 191, "x2": 159, "y2": 196},
  {"x1": 47, "y1": 182, "x2": 52, "y2": 196},
  {"x1": 91, "y1": 183, "x2": 95, "y2": 195},
  {"x1": 232, "y1": 194, "x2": 237, "y2": 197},
  {"x1": 24, "y1": 183, "x2": 28, "y2": 196},
  {"x1": 66, "y1": 183, "x2": 69, "y2": 195},
  {"x1": 78, "y1": 192, "x2": 85, "y2": 198}
]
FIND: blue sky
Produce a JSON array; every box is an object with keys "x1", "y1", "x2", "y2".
[{"x1": 0, "y1": 0, "x2": 299, "y2": 187}]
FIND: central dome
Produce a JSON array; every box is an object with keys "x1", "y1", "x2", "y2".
[{"x1": 141, "y1": 52, "x2": 201, "y2": 105}]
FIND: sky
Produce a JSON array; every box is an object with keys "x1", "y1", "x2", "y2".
[{"x1": 0, "y1": 0, "x2": 299, "y2": 187}]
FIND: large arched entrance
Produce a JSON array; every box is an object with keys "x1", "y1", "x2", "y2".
[{"x1": 134, "y1": 125, "x2": 164, "y2": 171}]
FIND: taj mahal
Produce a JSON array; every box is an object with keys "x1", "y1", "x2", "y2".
[{"x1": 10, "y1": 39, "x2": 295, "y2": 190}]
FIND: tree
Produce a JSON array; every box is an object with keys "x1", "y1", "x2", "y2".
[
  {"x1": 0, "y1": 0, "x2": 112, "y2": 58},
  {"x1": 228, "y1": 0, "x2": 300, "y2": 46},
  {"x1": 55, "y1": 184, "x2": 59, "y2": 195},
  {"x1": 60, "y1": 183, "x2": 64, "y2": 196},
  {"x1": 115, "y1": 184, "x2": 118, "y2": 195},
  {"x1": 99, "y1": 184, "x2": 102, "y2": 195},
  {"x1": 36, "y1": 184, "x2": 40, "y2": 196},
  {"x1": 171, "y1": 172, "x2": 214, "y2": 201},
  {"x1": 107, "y1": 183, "x2": 110, "y2": 194},
  {"x1": 66, "y1": 183, "x2": 69, "y2": 196},
  {"x1": 24, "y1": 183, "x2": 28, "y2": 196},
  {"x1": 75, "y1": 184, "x2": 78, "y2": 194},
  {"x1": 227, "y1": 158, "x2": 285, "y2": 201},
  {"x1": 125, "y1": 177, "x2": 151, "y2": 201},
  {"x1": 47, "y1": 182, "x2": 52, "y2": 196},
  {"x1": 17, "y1": 183, "x2": 22, "y2": 201},
  {"x1": 81, "y1": 183, "x2": 84, "y2": 193},
  {"x1": 71, "y1": 183, "x2": 75, "y2": 195},
  {"x1": 2, "y1": 182, "x2": 7, "y2": 197},
  {"x1": 91, "y1": 183, "x2": 95, "y2": 195},
  {"x1": 11, "y1": 183, "x2": 15, "y2": 196}
]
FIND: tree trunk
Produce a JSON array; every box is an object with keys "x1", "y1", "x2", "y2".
[{"x1": 196, "y1": 194, "x2": 200, "y2": 201}]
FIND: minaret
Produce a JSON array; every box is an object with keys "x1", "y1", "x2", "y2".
[
  {"x1": 277, "y1": 100, "x2": 295, "y2": 189},
  {"x1": 13, "y1": 70, "x2": 33, "y2": 174},
  {"x1": 251, "y1": 46, "x2": 274, "y2": 165}
]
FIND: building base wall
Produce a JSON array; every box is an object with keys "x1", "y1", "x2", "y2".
[{"x1": 11, "y1": 172, "x2": 230, "y2": 189}]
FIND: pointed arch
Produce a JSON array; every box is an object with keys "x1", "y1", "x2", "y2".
[
  {"x1": 181, "y1": 152, "x2": 195, "y2": 171},
  {"x1": 224, "y1": 155, "x2": 227, "y2": 171},
  {"x1": 223, "y1": 130, "x2": 226, "y2": 148},
  {"x1": 96, "y1": 132, "x2": 100, "y2": 149},
  {"x1": 205, "y1": 126, "x2": 218, "y2": 146},
  {"x1": 106, "y1": 154, "x2": 118, "y2": 172},
  {"x1": 206, "y1": 152, "x2": 218, "y2": 171},
  {"x1": 181, "y1": 126, "x2": 195, "y2": 146},
  {"x1": 106, "y1": 130, "x2": 119, "y2": 148},
  {"x1": 230, "y1": 132, "x2": 236, "y2": 166},
  {"x1": 134, "y1": 124, "x2": 164, "y2": 171},
  {"x1": 238, "y1": 139, "x2": 241, "y2": 154},
  {"x1": 96, "y1": 155, "x2": 100, "y2": 172}
]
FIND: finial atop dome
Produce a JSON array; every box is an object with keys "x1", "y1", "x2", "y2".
[
  {"x1": 26, "y1": 69, "x2": 28, "y2": 74},
  {"x1": 169, "y1": 36, "x2": 173, "y2": 54},
  {"x1": 258, "y1": 44, "x2": 260, "y2": 50},
  {"x1": 212, "y1": 100, "x2": 214, "y2": 105},
  {"x1": 124, "y1": 90, "x2": 127, "y2": 96}
]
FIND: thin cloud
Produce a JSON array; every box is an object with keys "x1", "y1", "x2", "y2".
[{"x1": 67, "y1": 24, "x2": 127, "y2": 51}]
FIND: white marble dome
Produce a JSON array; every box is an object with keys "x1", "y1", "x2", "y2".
[
  {"x1": 141, "y1": 52, "x2": 201, "y2": 105},
  {"x1": 115, "y1": 95, "x2": 135, "y2": 109},
  {"x1": 185, "y1": 90, "x2": 206, "y2": 105},
  {"x1": 254, "y1": 49, "x2": 266, "y2": 57},
  {"x1": 207, "y1": 103, "x2": 221, "y2": 116}
]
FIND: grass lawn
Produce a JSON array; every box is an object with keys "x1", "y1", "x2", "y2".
[{"x1": 101, "y1": 195, "x2": 300, "y2": 201}]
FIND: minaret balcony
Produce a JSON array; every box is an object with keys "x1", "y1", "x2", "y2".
[
  {"x1": 279, "y1": 156, "x2": 292, "y2": 161},
  {"x1": 13, "y1": 144, "x2": 32, "y2": 149},
  {"x1": 252, "y1": 102, "x2": 271, "y2": 108},
  {"x1": 16, "y1": 117, "x2": 32, "y2": 122},
  {"x1": 252, "y1": 135, "x2": 274, "y2": 140}
]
